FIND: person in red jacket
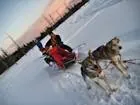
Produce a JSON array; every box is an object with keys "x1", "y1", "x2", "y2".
[
  {"x1": 44, "y1": 31, "x2": 74, "y2": 67},
  {"x1": 43, "y1": 31, "x2": 75, "y2": 69},
  {"x1": 45, "y1": 31, "x2": 73, "y2": 52},
  {"x1": 48, "y1": 46, "x2": 75, "y2": 69}
]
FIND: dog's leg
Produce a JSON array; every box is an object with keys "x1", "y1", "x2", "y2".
[
  {"x1": 94, "y1": 77, "x2": 112, "y2": 96},
  {"x1": 83, "y1": 75, "x2": 91, "y2": 90},
  {"x1": 112, "y1": 56, "x2": 130, "y2": 78},
  {"x1": 119, "y1": 57, "x2": 130, "y2": 79},
  {"x1": 81, "y1": 68, "x2": 91, "y2": 90},
  {"x1": 103, "y1": 74, "x2": 118, "y2": 92},
  {"x1": 119, "y1": 56, "x2": 128, "y2": 70},
  {"x1": 112, "y1": 56, "x2": 127, "y2": 76},
  {"x1": 99, "y1": 71, "x2": 115, "y2": 92}
]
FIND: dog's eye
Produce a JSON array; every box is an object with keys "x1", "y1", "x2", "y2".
[{"x1": 113, "y1": 44, "x2": 117, "y2": 46}]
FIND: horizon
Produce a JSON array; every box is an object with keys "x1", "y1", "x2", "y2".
[
  {"x1": 0, "y1": 0, "x2": 80, "y2": 55},
  {"x1": 0, "y1": 0, "x2": 50, "y2": 55},
  {"x1": 0, "y1": 0, "x2": 81, "y2": 53}
]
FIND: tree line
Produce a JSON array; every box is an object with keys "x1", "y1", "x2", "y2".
[{"x1": 0, "y1": 0, "x2": 89, "y2": 75}]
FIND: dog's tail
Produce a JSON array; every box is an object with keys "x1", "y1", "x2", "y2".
[
  {"x1": 88, "y1": 49, "x2": 92, "y2": 56},
  {"x1": 88, "y1": 49, "x2": 95, "y2": 60}
]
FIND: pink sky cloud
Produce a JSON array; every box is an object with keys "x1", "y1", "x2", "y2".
[{"x1": 3, "y1": 0, "x2": 82, "y2": 54}]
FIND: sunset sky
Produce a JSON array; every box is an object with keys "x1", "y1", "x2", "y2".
[
  {"x1": 0, "y1": 0, "x2": 80, "y2": 54},
  {"x1": 0, "y1": 0, "x2": 50, "y2": 48}
]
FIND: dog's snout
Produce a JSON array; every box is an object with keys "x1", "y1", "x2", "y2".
[{"x1": 119, "y1": 46, "x2": 122, "y2": 49}]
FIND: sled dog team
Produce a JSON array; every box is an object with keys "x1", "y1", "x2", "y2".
[
  {"x1": 36, "y1": 32, "x2": 130, "y2": 95},
  {"x1": 79, "y1": 37, "x2": 130, "y2": 95}
]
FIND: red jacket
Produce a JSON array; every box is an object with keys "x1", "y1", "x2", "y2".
[{"x1": 49, "y1": 46, "x2": 75, "y2": 68}]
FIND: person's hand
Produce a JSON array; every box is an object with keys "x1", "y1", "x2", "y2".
[{"x1": 41, "y1": 48, "x2": 48, "y2": 55}]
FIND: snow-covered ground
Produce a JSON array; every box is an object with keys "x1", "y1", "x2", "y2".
[{"x1": 0, "y1": 0, "x2": 140, "y2": 105}]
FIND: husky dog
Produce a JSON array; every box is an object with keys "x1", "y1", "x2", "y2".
[
  {"x1": 80, "y1": 50, "x2": 115, "y2": 95},
  {"x1": 92, "y1": 37, "x2": 130, "y2": 78}
]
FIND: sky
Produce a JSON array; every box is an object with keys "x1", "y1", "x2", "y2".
[
  {"x1": 0, "y1": 0, "x2": 81, "y2": 54},
  {"x1": 0, "y1": 1, "x2": 140, "y2": 104},
  {"x1": 0, "y1": 0, "x2": 50, "y2": 49}
]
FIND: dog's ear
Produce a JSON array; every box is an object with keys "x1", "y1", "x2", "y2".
[
  {"x1": 88, "y1": 49, "x2": 92, "y2": 57},
  {"x1": 114, "y1": 36, "x2": 118, "y2": 39},
  {"x1": 114, "y1": 36, "x2": 120, "y2": 40},
  {"x1": 113, "y1": 36, "x2": 120, "y2": 43},
  {"x1": 106, "y1": 41, "x2": 111, "y2": 48},
  {"x1": 115, "y1": 36, "x2": 120, "y2": 39}
]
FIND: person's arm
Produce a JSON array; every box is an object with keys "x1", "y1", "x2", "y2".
[
  {"x1": 42, "y1": 46, "x2": 52, "y2": 55},
  {"x1": 36, "y1": 41, "x2": 43, "y2": 49},
  {"x1": 56, "y1": 35, "x2": 62, "y2": 44},
  {"x1": 45, "y1": 39, "x2": 51, "y2": 47}
]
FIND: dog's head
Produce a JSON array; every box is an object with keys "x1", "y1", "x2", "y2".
[
  {"x1": 87, "y1": 50, "x2": 102, "y2": 70},
  {"x1": 106, "y1": 37, "x2": 122, "y2": 53}
]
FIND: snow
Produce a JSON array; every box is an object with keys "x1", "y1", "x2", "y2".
[{"x1": 0, "y1": 0, "x2": 140, "y2": 105}]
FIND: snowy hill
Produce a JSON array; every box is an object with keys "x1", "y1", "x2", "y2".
[{"x1": 0, "y1": 0, "x2": 140, "y2": 105}]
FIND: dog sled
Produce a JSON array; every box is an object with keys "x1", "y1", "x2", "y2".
[
  {"x1": 44, "y1": 46, "x2": 77, "y2": 69},
  {"x1": 44, "y1": 54, "x2": 76, "y2": 69},
  {"x1": 44, "y1": 43, "x2": 86, "y2": 70}
]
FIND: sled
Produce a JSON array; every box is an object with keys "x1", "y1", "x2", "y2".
[
  {"x1": 44, "y1": 43, "x2": 86, "y2": 69},
  {"x1": 44, "y1": 52, "x2": 76, "y2": 69},
  {"x1": 62, "y1": 53, "x2": 76, "y2": 69}
]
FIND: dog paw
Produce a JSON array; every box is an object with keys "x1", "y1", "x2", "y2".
[
  {"x1": 87, "y1": 85, "x2": 92, "y2": 90},
  {"x1": 111, "y1": 88, "x2": 118, "y2": 92},
  {"x1": 110, "y1": 84, "x2": 119, "y2": 92},
  {"x1": 125, "y1": 66, "x2": 128, "y2": 70},
  {"x1": 106, "y1": 91, "x2": 112, "y2": 97},
  {"x1": 123, "y1": 72, "x2": 130, "y2": 79},
  {"x1": 126, "y1": 74, "x2": 131, "y2": 79},
  {"x1": 123, "y1": 73, "x2": 131, "y2": 79}
]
